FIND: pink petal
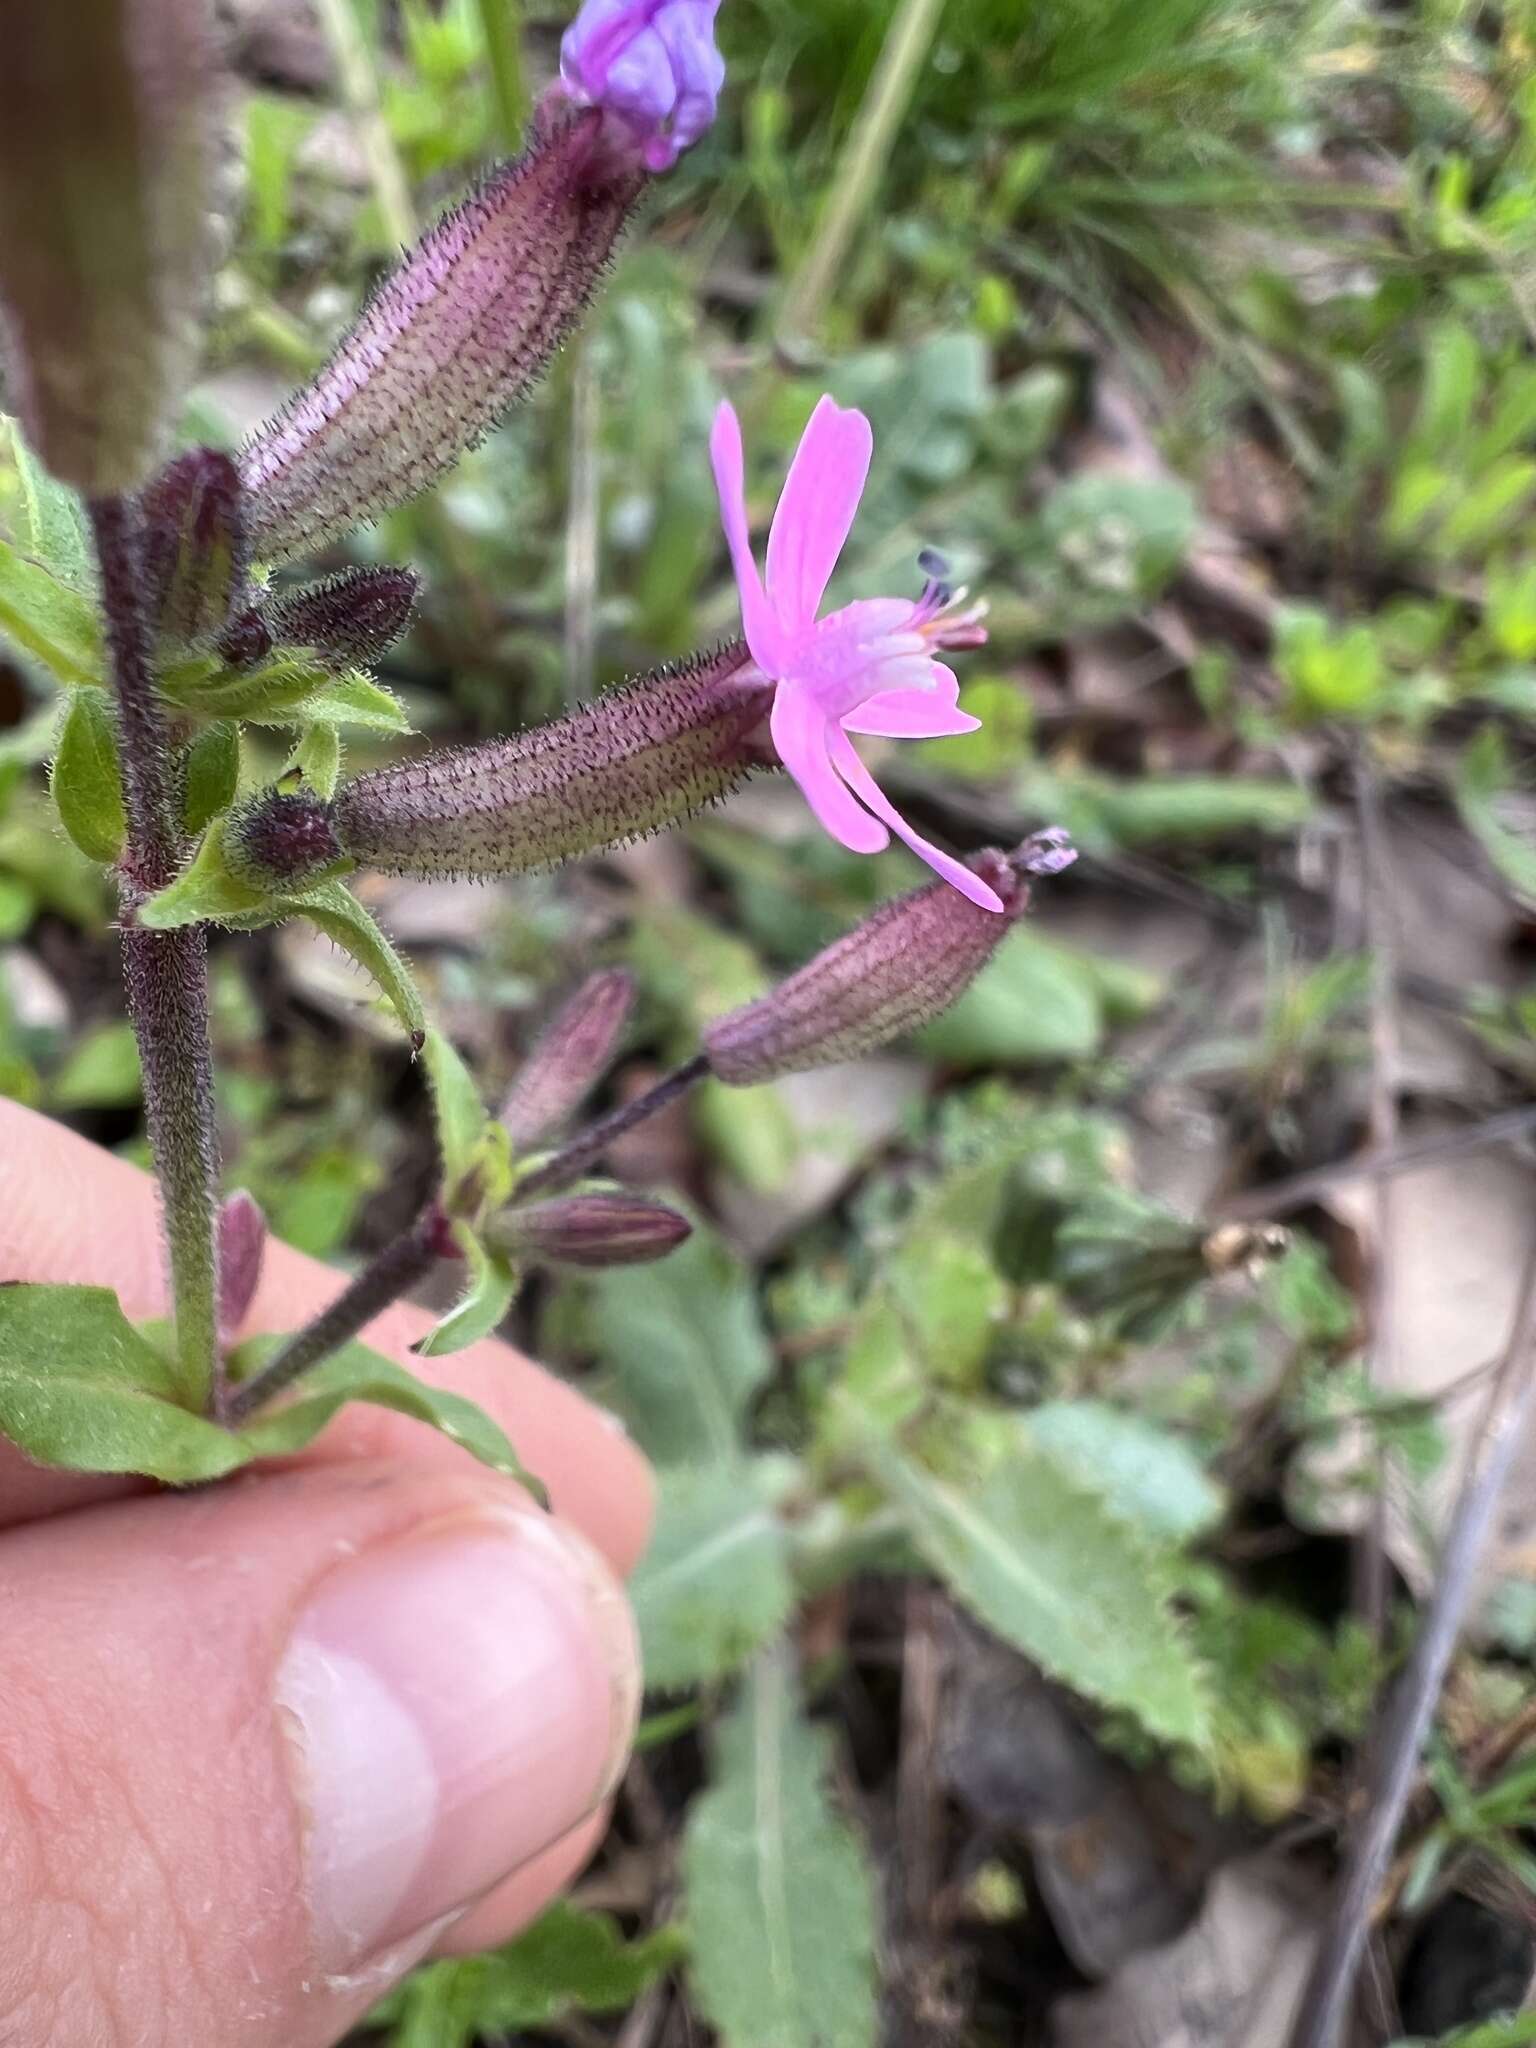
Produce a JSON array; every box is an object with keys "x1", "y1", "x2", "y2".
[
  {"x1": 765, "y1": 396, "x2": 873, "y2": 635},
  {"x1": 827, "y1": 729, "x2": 1005, "y2": 913},
  {"x1": 841, "y1": 666, "x2": 980, "y2": 739},
  {"x1": 772, "y1": 686, "x2": 889, "y2": 855},
  {"x1": 709, "y1": 402, "x2": 786, "y2": 672}
]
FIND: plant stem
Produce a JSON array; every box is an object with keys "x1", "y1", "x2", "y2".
[
  {"x1": 513, "y1": 1055, "x2": 709, "y2": 1201},
  {"x1": 776, "y1": 0, "x2": 946, "y2": 347},
  {"x1": 224, "y1": 1206, "x2": 450, "y2": 1423},
  {"x1": 91, "y1": 497, "x2": 221, "y2": 1412},
  {"x1": 227, "y1": 1059, "x2": 710, "y2": 1421},
  {"x1": 1286, "y1": 1231, "x2": 1536, "y2": 2048},
  {"x1": 475, "y1": 0, "x2": 529, "y2": 152}
]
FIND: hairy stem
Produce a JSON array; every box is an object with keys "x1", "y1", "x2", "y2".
[
  {"x1": 513, "y1": 1055, "x2": 709, "y2": 1201},
  {"x1": 91, "y1": 497, "x2": 221, "y2": 1410},
  {"x1": 224, "y1": 1206, "x2": 450, "y2": 1423}
]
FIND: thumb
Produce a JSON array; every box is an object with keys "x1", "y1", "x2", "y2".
[{"x1": 0, "y1": 1461, "x2": 640, "y2": 2048}]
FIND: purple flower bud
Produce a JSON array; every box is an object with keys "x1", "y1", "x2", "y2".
[
  {"x1": 704, "y1": 832, "x2": 1078, "y2": 1084},
  {"x1": 241, "y1": 112, "x2": 643, "y2": 567},
  {"x1": 217, "y1": 607, "x2": 276, "y2": 669},
  {"x1": 263, "y1": 566, "x2": 420, "y2": 669},
  {"x1": 216, "y1": 1188, "x2": 267, "y2": 1351},
  {"x1": 328, "y1": 643, "x2": 770, "y2": 879},
  {"x1": 0, "y1": 0, "x2": 222, "y2": 494},
  {"x1": 501, "y1": 969, "x2": 636, "y2": 1148},
  {"x1": 140, "y1": 448, "x2": 249, "y2": 645},
  {"x1": 227, "y1": 788, "x2": 347, "y2": 888},
  {"x1": 489, "y1": 1191, "x2": 692, "y2": 1268},
  {"x1": 558, "y1": 0, "x2": 725, "y2": 173}
]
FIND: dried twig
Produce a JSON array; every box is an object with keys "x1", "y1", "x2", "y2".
[{"x1": 1287, "y1": 1229, "x2": 1536, "y2": 2048}]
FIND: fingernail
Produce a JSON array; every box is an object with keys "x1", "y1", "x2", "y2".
[{"x1": 276, "y1": 1511, "x2": 639, "y2": 1971}]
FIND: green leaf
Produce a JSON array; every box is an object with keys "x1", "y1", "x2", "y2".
[
  {"x1": 181, "y1": 722, "x2": 241, "y2": 834},
  {"x1": 292, "y1": 722, "x2": 342, "y2": 797},
  {"x1": 633, "y1": 1462, "x2": 794, "y2": 1690},
  {"x1": 297, "y1": 669, "x2": 412, "y2": 732},
  {"x1": 233, "y1": 1339, "x2": 546, "y2": 1499},
  {"x1": 919, "y1": 929, "x2": 1102, "y2": 1066},
  {"x1": 0, "y1": 537, "x2": 103, "y2": 685},
  {"x1": 4, "y1": 416, "x2": 93, "y2": 589},
  {"x1": 367, "y1": 1905, "x2": 684, "y2": 2047},
  {"x1": 138, "y1": 817, "x2": 276, "y2": 928},
  {"x1": 1028, "y1": 1401, "x2": 1226, "y2": 1543},
  {"x1": 885, "y1": 1230, "x2": 1009, "y2": 1391},
  {"x1": 159, "y1": 649, "x2": 334, "y2": 722},
  {"x1": 0, "y1": 1284, "x2": 249, "y2": 1482},
  {"x1": 281, "y1": 878, "x2": 424, "y2": 1043},
  {"x1": 419, "y1": 1029, "x2": 515, "y2": 1224},
  {"x1": 52, "y1": 687, "x2": 126, "y2": 863},
  {"x1": 588, "y1": 1225, "x2": 773, "y2": 1465},
  {"x1": 683, "y1": 1645, "x2": 878, "y2": 2048},
  {"x1": 865, "y1": 1431, "x2": 1212, "y2": 1751},
  {"x1": 413, "y1": 1226, "x2": 519, "y2": 1358},
  {"x1": 48, "y1": 1020, "x2": 141, "y2": 1110}
]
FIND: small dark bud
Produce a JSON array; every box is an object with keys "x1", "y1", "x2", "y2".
[
  {"x1": 330, "y1": 644, "x2": 769, "y2": 879},
  {"x1": 140, "y1": 447, "x2": 249, "y2": 644},
  {"x1": 216, "y1": 607, "x2": 276, "y2": 668},
  {"x1": 501, "y1": 969, "x2": 636, "y2": 1149},
  {"x1": 488, "y1": 1192, "x2": 692, "y2": 1269},
  {"x1": 263, "y1": 566, "x2": 420, "y2": 669},
  {"x1": 241, "y1": 112, "x2": 643, "y2": 567},
  {"x1": 705, "y1": 833, "x2": 1078, "y2": 1085},
  {"x1": 227, "y1": 788, "x2": 347, "y2": 888},
  {"x1": 216, "y1": 1189, "x2": 266, "y2": 1350}
]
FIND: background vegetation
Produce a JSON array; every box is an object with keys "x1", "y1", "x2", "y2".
[{"x1": 7, "y1": 0, "x2": 1536, "y2": 2040}]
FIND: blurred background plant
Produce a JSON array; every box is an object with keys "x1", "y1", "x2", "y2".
[{"x1": 8, "y1": 0, "x2": 1536, "y2": 2041}]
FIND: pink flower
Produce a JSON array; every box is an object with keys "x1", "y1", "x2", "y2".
[{"x1": 709, "y1": 396, "x2": 1003, "y2": 912}]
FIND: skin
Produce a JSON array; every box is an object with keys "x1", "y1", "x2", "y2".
[{"x1": 0, "y1": 1096, "x2": 655, "y2": 2047}]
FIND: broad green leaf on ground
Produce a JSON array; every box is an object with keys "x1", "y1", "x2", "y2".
[
  {"x1": 1028, "y1": 1400, "x2": 1226, "y2": 1543},
  {"x1": 413, "y1": 1228, "x2": 519, "y2": 1359},
  {"x1": 0, "y1": 1284, "x2": 248, "y2": 1480},
  {"x1": 885, "y1": 1229, "x2": 1009, "y2": 1392},
  {"x1": 0, "y1": 537, "x2": 103, "y2": 686},
  {"x1": 367, "y1": 1904, "x2": 684, "y2": 2048},
  {"x1": 282, "y1": 879, "x2": 425, "y2": 1043},
  {"x1": 3, "y1": 416, "x2": 93, "y2": 588},
  {"x1": 918, "y1": 928, "x2": 1102, "y2": 1066},
  {"x1": 683, "y1": 1646, "x2": 877, "y2": 2048},
  {"x1": 232, "y1": 1339, "x2": 546, "y2": 1500},
  {"x1": 52, "y1": 687, "x2": 126, "y2": 863},
  {"x1": 633, "y1": 1462, "x2": 794, "y2": 1690},
  {"x1": 588, "y1": 1224, "x2": 774, "y2": 1465},
  {"x1": 866, "y1": 1431, "x2": 1212, "y2": 1751}
]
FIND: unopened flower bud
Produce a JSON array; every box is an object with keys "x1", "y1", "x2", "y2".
[
  {"x1": 557, "y1": 0, "x2": 726, "y2": 173},
  {"x1": 704, "y1": 831, "x2": 1077, "y2": 1084},
  {"x1": 488, "y1": 1191, "x2": 692, "y2": 1268},
  {"x1": 0, "y1": 0, "x2": 222, "y2": 494},
  {"x1": 216, "y1": 1189, "x2": 266, "y2": 1351},
  {"x1": 227, "y1": 788, "x2": 347, "y2": 888},
  {"x1": 217, "y1": 607, "x2": 276, "y2": 668},
  {"x1": 140, "y1": 448, "x2": 248, "y2": 645},
  {"x1": 330, "y1": 644, "x2": 769, "y2": 878},
  {"x1": 501, "y1": 969, "x2": 636, "y2": 1148},
  {"x1": 263, "y1": 566, "x2": 419, "y2": 669},
  {"x1": 241, "y1": 112, "x2": 643, "y2": 567}
]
